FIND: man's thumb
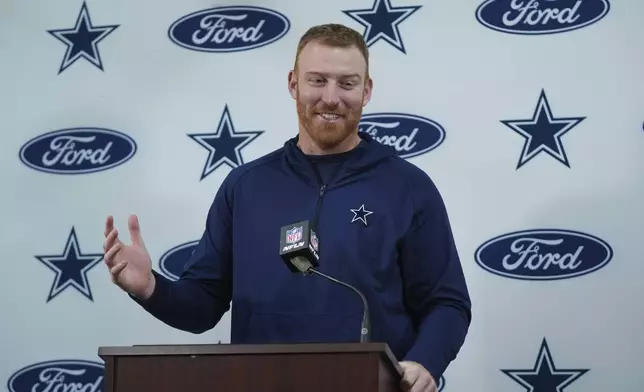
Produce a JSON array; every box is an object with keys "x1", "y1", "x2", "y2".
[{"x1": 128, "y1": 214, "x2": 144, "y2": 245}]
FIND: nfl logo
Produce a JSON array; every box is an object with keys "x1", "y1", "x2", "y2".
[
  {"x1": 286, "y1": 226, "x2": 303, "y2": 244},
  {"x1": 311, "y1": 232, "x2": 318, "y2": 251}
]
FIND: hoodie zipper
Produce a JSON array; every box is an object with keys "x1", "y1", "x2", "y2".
[
  {"x1": 311, "y1": 184, "x2": 326, "y2": 233},
  {"x1": 308, "y1": 154, "x2": 354, "y2": 234}
]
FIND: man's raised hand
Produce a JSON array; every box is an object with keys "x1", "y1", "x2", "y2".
[{"x1": 103, "y1": 214, "x2": 155, "y2": 300}]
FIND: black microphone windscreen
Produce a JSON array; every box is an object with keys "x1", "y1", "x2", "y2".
[{"x1": 279, "y1": 220, "x2": 319, "y2": 273}]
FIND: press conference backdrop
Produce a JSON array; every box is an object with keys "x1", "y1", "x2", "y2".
[{"x1": 2, "y1": 0, "x2": 643, "y2": 390}]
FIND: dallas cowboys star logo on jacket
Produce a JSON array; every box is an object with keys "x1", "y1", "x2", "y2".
[{"x1": 350, "y1": 204, "x2": 373, "y2": 226}]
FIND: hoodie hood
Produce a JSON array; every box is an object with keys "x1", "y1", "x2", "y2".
[{"x1": 282, "y1": 131, "x2": 397, "y2": 188}]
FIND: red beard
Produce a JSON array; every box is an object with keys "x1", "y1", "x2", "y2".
[{"x1": 296, "y1": 93, "x2": 363, "y2": 151}]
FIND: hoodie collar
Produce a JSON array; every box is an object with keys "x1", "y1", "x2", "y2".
[{"x1": 283, "y1": 131, "x2": 396, "y2": 188}]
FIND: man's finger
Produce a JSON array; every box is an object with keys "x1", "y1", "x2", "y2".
[
  {"x1": 104, "y1": 242, "x2": 123, "y2": 268},
  {"x1": 104, "y1": 215, "x2": 114, "y2": 237},
  {"x1": 400, "y1": 367, "x2": 420, "y2": 391},
  {"x1": 409, "y1": 377, "x2": 430, "y2": 392},
  {"x1": 128, "y1": 215, "x2": 144, "y2": 247},
  {"x1": 110, "y1": 260, "x2": 128, "y2": 282},
  {"x1": 103, "y1": 229, "x2": 119, "y2": 253}
]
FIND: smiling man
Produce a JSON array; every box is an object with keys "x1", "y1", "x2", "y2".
[
  {"x1": 103, "y1": 23, "x2": 472, "y2": 392},
  {"x1": 289, "y1": 29, "x2": 369, "y2": 156}
]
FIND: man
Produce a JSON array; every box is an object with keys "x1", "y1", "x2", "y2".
[{"x1": 103, "y1": 23, "x2": 471, "y2": 392}]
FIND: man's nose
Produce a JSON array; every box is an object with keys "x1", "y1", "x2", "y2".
[{"x1": 321, "y1": 83, "x2": 340, "y2": 105}]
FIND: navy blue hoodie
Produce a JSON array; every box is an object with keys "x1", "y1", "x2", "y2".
[{"x1": 136, "y1": 132, "x2": 471, "y2": 380}]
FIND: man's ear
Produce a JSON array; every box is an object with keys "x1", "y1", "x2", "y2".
[{"x1": 288, "y1": 69, "x2": 297, "y2": 100}]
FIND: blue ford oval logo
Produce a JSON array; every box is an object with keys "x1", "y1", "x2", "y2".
[
  {"x1": 159, "y1": 241, "x2": 199, "y2": 280},
  {"x1": 19, "y1": 127, "x2": 137, "y2": 174},
  {"x1": 8, "y1": 359, "x2": 104, "y2": 392},
  {"x1": 358, "y1": 113, "x2": 445, "y2": 159},
  {"x1": 475, "y1": 0, "x2": 610, "y2": 35},
  {"x1": 168, "y1": 6, "x2": 290, "y2": 52},
  {"x1": 475, "y1": 229, "x2": 613, "y2": 280}
]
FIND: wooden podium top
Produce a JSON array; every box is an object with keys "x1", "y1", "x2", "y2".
[{"x1": 98, "y1": 342, "x2": 402, "y2": 374}]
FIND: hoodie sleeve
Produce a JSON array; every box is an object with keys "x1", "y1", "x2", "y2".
[
  {"x1": 398, "y1": 171, "x2": 472, "y2": 380},
  {"x1": 130, "y1": 171, "x2": 236, "y2": 334}
]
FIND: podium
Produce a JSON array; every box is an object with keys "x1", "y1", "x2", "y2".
[{"x1": 98, "y1": 342, "x2": 403, "y2": 392}]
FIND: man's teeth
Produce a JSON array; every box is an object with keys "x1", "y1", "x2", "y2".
[{"x1": 319, "y1": 113, "x2": 340, "y2": 120}]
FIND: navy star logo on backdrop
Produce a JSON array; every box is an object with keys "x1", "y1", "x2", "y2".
[
  {"x1": 343, "y1": 0, "x2": 421, "y2": 54},
  {"x1": 188, "y1": 105, "x2": 263, "y2": 181},
  {"x1": 501, "y1": 338, "x2": 589, "y2": 392},
  {"x1": 35, "y1": 227, "x2": 104, "y2": 302},
  {"x1": 350, "y1": 204, "x2": 373, "y2": 226},
  {"x1": 47, "y1": 1, "x2": 119, "y2": 74},
  {"x1": 501, "y1": 89, "x2": 585, "y2": 169}
]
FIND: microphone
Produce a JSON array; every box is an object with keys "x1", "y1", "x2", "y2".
[{"x1": 279, "y1": 220, "x2": 371, "y2": 343}]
